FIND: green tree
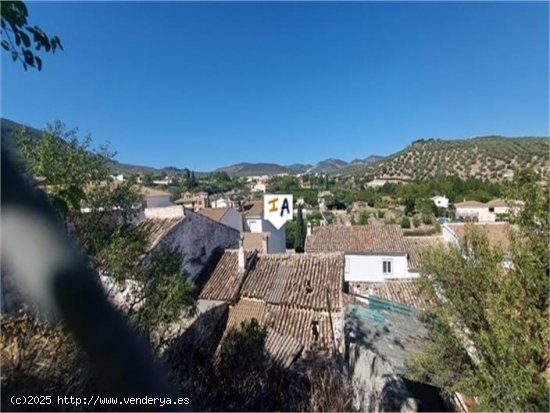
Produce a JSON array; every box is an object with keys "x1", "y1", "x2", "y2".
[
  {"x1": 188, "y1": 171, "x2": 197, "y2": 189},
  {"x1": 133, "y1": 245, "x2": 196, "y2": 339},
  {"x1": 358, "y1": 210, "x2": 370, "y2": 225},
  {"x1": 17, "y1": 121, "x2": 197, "y2": 347},
  {"x1": 1, "y1": 0, "x2": 63, "y2": 71},
  {"x1": 294, "y1": 208, "x2": 305, "y2": 253},
  {"x1": 17, "y1": 121, "x2": 113, "y2": 219},
  {"x1": 285, "y1": 219, "x2": 297, "y2": 249},
  {"x1": 400, "y1": 216, "x2": 410, "y2": 229},
  {"x1": 406, "y1": 169, "x2": 549, "y2": 411},
  {"x1": 404, "y1": 197, "x2": 416, "y2": 216}
]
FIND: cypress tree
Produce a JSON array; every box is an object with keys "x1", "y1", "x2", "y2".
[{"x1": 294, "y1": 207, "x2": 305, "y2": 253}]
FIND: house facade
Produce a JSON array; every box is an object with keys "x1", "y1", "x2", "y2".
[
  {"x1": 197, "y1": 207, "x2": 243, "y2": 233},
  {"x1": 141, "y1": 187, "x2": 172, "y2": 208},
  {"x1": 455, "y1": 200, "x2": 495, "y2": 222},
  {"x1": 138, "y1": 207, "x2": 240, "y2": 280},
  {"x1": 242, "y1": 201, "x2": 286, "y2": 253},
  {"x1": 455, "y1": 199, "x2": 519, "y2": 222},
  {"x1": 305, "y1": 224, "x2": 424, "y2": 282},
  {"x1": 198, "y1": 247, "x2": 345, "y2": 356},
  {"x1": 175, "y1": 192, "x2": 209, "y2": 211}
]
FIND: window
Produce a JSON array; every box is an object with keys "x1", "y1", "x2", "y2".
[
  {"x1": 382, "y1": 260, "x2": 392, "y2": 274},
  {"x1": 489, "y1": 207, "x2": 495, "y2": 213}
]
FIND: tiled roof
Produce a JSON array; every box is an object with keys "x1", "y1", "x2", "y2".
[
  {"x1": 486, "y1": 198, "x2": 508, "y2": 207},
  {"x1": 197, "y1": 207, "x2": 230, "y2": 223},
  {"x1": 240, "y1": 253, "x2": 344, "y2": 311},
  {"x1": 136, "y1": 218, "x2": 182, "y2": 251},
  {"x1": 355, "y1": 280, "x2": 434, "y2": 311},
  {"x1": 405, "y1": 236, "x2": 444, "y2": 271},
  {"x1": 224, "y1": 298, "x2": 335, "y2": 353},
  {"x1": 242, "y1": 232, "x2": 268, "y2": 252},
  {"x1": 455, "y1": 200, "x2": 487, "y2": 208},
  {"x1": 198, "y1": 250, "x2": 253, "y2": 302},
  {"x1": 242, "y1": 201, "x2": 263, "y2": 217},
  {"x1": 446, "y1": 223, "x2": 512, "y2": 254},
  {"x1": 305, "y1": 225, "x2": 407, "y2": 254},
  {"x1": 264, "y1": 328, "x2": 303, "y2": 368},
  {"x1": 265, "y1": 304, "x2": 336, "y2": 350}
]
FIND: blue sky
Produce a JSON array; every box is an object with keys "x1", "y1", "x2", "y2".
[{"x1": 2, "y1": 1, "x2": 548, "y2": 171}]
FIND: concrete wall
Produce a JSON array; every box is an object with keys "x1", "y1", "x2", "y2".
[
  {"x1": 245, "y1": 216, "x2": 286, "y2": 253},
  {"x1": 442, "y1": 224, "x2": 460, "y2": 247},
  {"x1": 456, "y1": 207, "x2": 496, "y2": 222},
  {"x1": 246, "y1": 217, "x2": 262, "y2": 233},
  {"x1": 345, "y1": 254, "x2": 408, "y2": 282},
  {"x1": 146, "y1": 195, "x2": 171, "y2": 208},
  {"x1": 433, "y1": 197, "x2": 449, "y2": 208},
  {"x1": 219, "y1": 208, "x2": 243, "y2": 233},
  {"x1": 148, "y1": 210, "x2": 240, "y2": 280},
  {"x1": 144, "y1": 205, "x2": 184, "y2": 219},
  {"x1": 262, "y1": 219, "x2": 286, "y2": 253}
]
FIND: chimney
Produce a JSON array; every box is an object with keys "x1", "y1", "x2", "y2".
[
  {"x1": 262, "y1": 233, "x2": 269, "y2": 253},
  {"x1": 238, "y1": 236, "x2": 245, "y2": 269},
  {"x1": 307, "y1": 222, "x2": 312, "y2": 236}
]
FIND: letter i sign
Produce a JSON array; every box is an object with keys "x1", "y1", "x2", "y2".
[{"x1": 264, "y1": 194, "x2": 293, "y2": 229}]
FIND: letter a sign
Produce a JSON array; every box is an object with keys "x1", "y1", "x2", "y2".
[{"x1": 264, "y1": 194, "x2": 293, "y2": 230}]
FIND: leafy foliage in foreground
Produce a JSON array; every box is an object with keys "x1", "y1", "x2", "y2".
[
  {"x1": 1, "y1": 0, "x2": 62, "y2": 71},
  {"x1": 407, "y1": 169, "x2": 549, "y2": 411}
]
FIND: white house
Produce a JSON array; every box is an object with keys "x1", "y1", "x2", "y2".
[
  {"x1": 455, "y1": 199, "x2": 520, "y2": 222},
  {"x1": 211, "y1": 196, "x2": 234, "y2": 209},
  {"x1": 174, "y1": 191, "x2": 209, "y2": 211},
  {"x1": 137, "y1": 207, "x2": 240, "y2": 280},
  {"x1": 140, "y1": 187, "x2": 172, "y2": 208},
  {"x1": 241, "y1": 201, "x2": 286, "y2": 253},
  {"x1": 305, "y1": 224, "x2": 418, "y2": 282},
  {"x1": 431, "y1": 195, "x2": 449, "y2": 209},
  {"x1": 455, "y1": 200, "x2": 495, "y2": 222},
  {"x1": 197, "y1": 207, "x2": 243, "y2": 233}
]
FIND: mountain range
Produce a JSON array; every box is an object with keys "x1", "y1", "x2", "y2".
[{"x1": 2, "y1": 118, "x2": 548, "y2": 180}]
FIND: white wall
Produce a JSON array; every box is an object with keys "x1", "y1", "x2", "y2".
[
  {"x1": 144, "y1": 205, "x2": 184, "y2": 219},
  {"x1": 491, "y1": 206, "x2": 509, "y2": 214},
  {"x1": 245, "y1": 216, "x2": 285, "y2": 253},
  {"x1": 456, "y1": 207, "x2": 496, "y2": 222},
  {"x1": 344, "y1": 254, "x2": 408, "y2": 282},
  {"x1": 212, "y1": 198, "x2": 231, "y2": 208},
  {"x1": 433, "y1": 197, "x2": 449, "y2": 208},
  {"x1": 146, "y1": 195, "x2": 171, "y2": 208},
  {"x1": 263, "y1": 219, "x2": 286, "y2": 253},
  {"x1": 246, "y1": 217, "x2": 263, "y2": 233},
  {"x1": 147, "y1": 210, "x2": 240, "y2": 280},
  {"x1": 219, "y1": 208, "x2": 243, "y2": 233}
]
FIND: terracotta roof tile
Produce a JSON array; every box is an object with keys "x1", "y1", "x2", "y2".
[
  {"x1": 305, "y1": 225, "x2": 407, "y2": 254},
  {"x1": 355, "y1": 280, "x2": 434, "y2": 310},
  {"x1": 240, "y1": 253, "x2": 344, "y2": 311},
  {"x1": 198, "y1": 250, "x2": 252, "y2": 302},
  {"x1": 265, "y1": 305, "x2": 336, "y2": 351},
  {"x1": 242, "y1": 232, "x2": 268, "y2": 252},
  {"x1": 242, "y1": 201, "x2": 263, "y2": 217},
  {"x1": 455, "y1": 200, "x2": 487, "y2": 208},
  {"x1": 405, "y1": 236, "x2": 444, "y2": 271},
  {"x1": 446, "y1": 223, "x2": 513, "y2": 254},
  {"x1": 224, "y1": 298, "x2": 336, "y2": 352},
  {"x1": 136, "y1": 218, "x2": 182, "y2": 251},
  {"x1": 197, "y1": 207, "x2": 230, "y2": 222}
]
